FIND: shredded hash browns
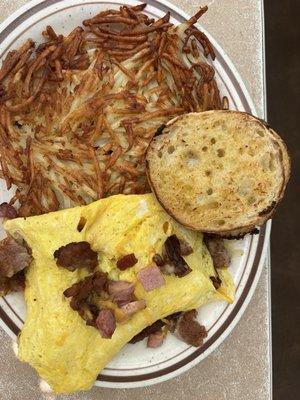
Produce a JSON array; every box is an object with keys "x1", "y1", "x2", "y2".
[{"x1": 0, "y1": 4, "x2": 223, "y2": 216}]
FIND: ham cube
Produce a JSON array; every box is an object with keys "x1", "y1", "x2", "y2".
[
  {"x1": 137, "y1": 265, "x2": 165, "y2": 292},
  {"x1": 96, "y1": 309, "x2": 116, "y2": 339},
  {"x1": 120, "y1": 299, "x2": 146, "y2": 316},
  {"x1": 108, "y1": 280, "x2": 135, "y2": 306}
]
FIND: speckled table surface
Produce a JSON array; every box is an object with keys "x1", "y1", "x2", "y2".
[{"x1": 0, "y1": 1, "x2": 271, "y2": 399}]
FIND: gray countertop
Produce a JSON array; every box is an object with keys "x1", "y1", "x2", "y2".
[{"x1": 0, "y1": 1, "x2": 271, "y2": 399}]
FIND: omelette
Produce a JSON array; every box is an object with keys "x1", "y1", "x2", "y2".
[{"x1": 4, "y1": 194, "x2": 235, "y2": 394}]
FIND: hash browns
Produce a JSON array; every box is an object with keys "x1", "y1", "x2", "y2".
[{"x1": 0, "y1": 4, "x2": 223, "y2": 216}]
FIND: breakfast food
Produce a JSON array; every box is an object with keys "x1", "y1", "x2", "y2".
[
  {"x1": 146, "y1": 111, "x2": 291, "y2": 236},
  {"x1": 4, "y1": 193, "x2": 234, "y2": 393},
  {"x1": 0, "y1": 4, "x2": 222, "y2": 218},
  {"x1": 0, "y1": 2, "x2": 291, "y2": 395}
]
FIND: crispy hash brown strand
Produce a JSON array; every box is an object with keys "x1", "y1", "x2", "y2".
[{"x1": 0, "y1": 4, "x2": 223, "y2": 217}]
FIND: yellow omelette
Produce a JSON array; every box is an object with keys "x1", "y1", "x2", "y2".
[{"x1": 4, "y1": 193, "x2": 235, "y2": 394}]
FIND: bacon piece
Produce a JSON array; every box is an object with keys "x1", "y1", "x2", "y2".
[
  {"x1": 130, "y1": 320, "x2": 165, "y2": 344},
  {"x1": 120, "y1": 299, "x2": 146, "y2": 316},
  {"x1": 63, "y1": 271, "x2": 108, "y2": 325},
  {"x1": 54, "y1": 241, "x2": 98, "y2": 272},
  {"x1": 77, "y1": 216, "x2": 86, "y2": 232},
  {"x1": 164, "y1": 235, "x2": 192, "y2": 277},
  {"x1": 63, "y1": 271, "x2": 107, "y2": 301},
  {"x1": 137, "y1": 265, "x2": 165, "y2": 292},
  {"x1": 92, "y1": 271, "x2": 109, "y2": 294},
  {"x1": 147, "y1": 329, "x2": 165, "y2": 348},
  {"x1": 0, "y1": 237, "x2": 32, "y2": 278},
  {"x1": 204, "y1": 236, "x2": 230, "y2": 269},
  {"x1": 152, "y1": 253, "x2": 165, "y2": 267},
  {"x1": 108, "y1": 280, "x2": 135, "y2": 306},
  {"x1": 154, "y1": 253, "x2": 179, "y2": 275},
  {"x1": 176, "y1": 310, "x2": 207, "y2": 347},
  {"x1": 116, "y1": 253, "x2": 138, "y2": 270},
  {"x1": 164, "y1": 234, "x2": 181, "y2": 260},
  {"x1": 0, "y1": 202, "x2": 18, "y2": 219},
  {"x1": 179, "y1": 239, "x2": 193, "y2": 256},
  {"x1": 172, "y1": 257, "x2": 191, "y2": 277},
  {"x1": 96, "y1": 309, "x2": 116, "y2": 339},
  {"x1": 210, "y1": 276, "x2": 222, "y2": 289}
]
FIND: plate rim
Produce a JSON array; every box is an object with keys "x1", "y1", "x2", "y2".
[{"x1": 0, "y1": 0, "x2": 270, "y2": 389}]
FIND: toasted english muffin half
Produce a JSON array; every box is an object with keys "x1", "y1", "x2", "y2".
[{"x1": 146, "y1": 110, "x2": 290, "y2": 237}]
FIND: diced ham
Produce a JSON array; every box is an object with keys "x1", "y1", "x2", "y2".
[
  {"x1": 108, "y1": 280, "x2": 135, "y2": 306},
  {"x1": 137, "y1": 265, "x2": 165, "y2": 292},
  {"x1": 120, "y1": 299, "x2": 146, "y2": 316},
  {"x1": 147, "y1": 329, "x2": 165, "y2": 348},
  {"x1": 96, "y1": 309, "x2": 116, "y2": 339},
  {"x1": 0, "y1": 236, "x2": 32, "y2": 278},
  {"x1": 0, "y1": 270, "x2": 25, "y2": 295}
]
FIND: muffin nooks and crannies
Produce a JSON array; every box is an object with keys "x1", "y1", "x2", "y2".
[{"x1": 146, "y1": 110, "x2": 291, "y2": 237}]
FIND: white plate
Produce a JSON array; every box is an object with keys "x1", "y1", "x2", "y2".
[{"x1": 0, "y1": 0, "x2": 270, "y2": 389}]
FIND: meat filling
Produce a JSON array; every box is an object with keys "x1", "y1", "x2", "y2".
[
  {"x1": 179, "y1": 239, "x2": 193, "y2": 256},
  {"x1": 147, "y1": 329, "x2": 165, "y2": 348},
  {"x1": 96, "y1": 309, "x2": 116, "y2": 339},
  {"x1": 120, "y1": 299, "x2": 146, "y2": 317},
  {"x1": 137, "y1": 265, "x2": 165, "y2": 291},
  {"x1": 0, "y1": 236, "x2": 32, "y2": 278},
  {"x1": 63, "y1": 271, "x2": 108, "y2": 325},
  {"x1": 152, "y1": 235, "x2": 193, "y2": 277},
  {"x1": 210, "y1": 275, "x2": 222, "y2": 289},
  {"x1": 108, "y1": 280, "x2": 135, "y2": 306},
  {"x1": 204, "y1": 236, "x2": 230, "y2": 269},
  {"x1": 0, "y1": 270, "x2": 25, "y2": 295},
  {"x1": 130, "y1": 320, "x2": 165, "y2": 344},
  {"x1": 176, "y1": 310, "x2": 207, "y2": 347},
  {"x1": 64, "y1": 271, "x2": 146, "y2": 336},
  {"x1": 54, "y1": 241, "x2": 98, "y2": 272},
  {"x1": 116, "y1": 253, "x2": 138, "y2": 270},
  {"x1": 164, "y1": 235, "x2": 192, "y2": 277},
  {"x1": 0, "y1": 202, "x2": 18, "y2": 219}
]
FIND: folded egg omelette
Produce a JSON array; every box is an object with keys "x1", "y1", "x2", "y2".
[{"x1": 4, "y1": 193, "x2": 235, "y2": 394}]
